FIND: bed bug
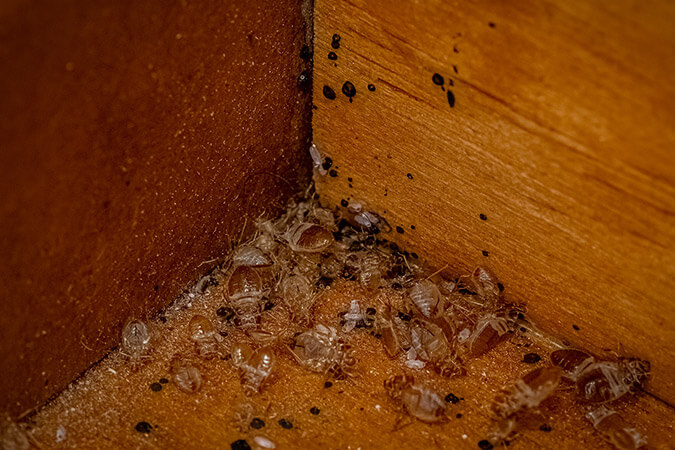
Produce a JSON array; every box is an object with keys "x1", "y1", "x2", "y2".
[
  {"x1": 285, "y1": 222, "x2": 334, "y2": 253},
  {"x1": 291, "y1": 324, "x2": 356, "y2": 378},
  {"x1": 121, "y1": 319, "x2": 151, "y2": 365},
  {"x1": 231, "y1": 343, "x2": 276, "y2": 395},
  {"x1": 408, "y1": 280, "x2": 442, "y2": 318},
  {"x1": 227, "y1": 265, "x2": 265, "y2": 329},
  {"x1": 465, "y1": 314, "x2": 512, "y2": 357},
  {"x1": 384, "y1": 374, "x2": 446, "y2": 423},
  {"x1": 169, "y1": 355, "x2": 202, "y2": 393},
  {"x1": 586, "y1": 406, "x2": 647, "y2": 450},
  {"x1": 550, "y1": 349, "x2": 650, "y2": 403},
  {"x1": 358, "y1": 251, "x2": 382, "y2": 292},
  {"x1": 378, "y1": 306, "x2": 413, "y2": 357},
  {"x1": 469, "y1": 266, "x2": 501, "y2": 309},
  {"x1": 280, "y1": 271, "x2": 315, "y2": 325},
  {"x1": 232, "y1": 245, "x2": 274, "y2": 268},
  {"x1": 188, "y1": 314, "x2": 222, "y2": 358},
  {"x1": 493, "y1": 366, "x2": 562, "y2": 418}
]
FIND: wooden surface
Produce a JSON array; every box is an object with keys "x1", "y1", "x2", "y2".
[
  {"x1": 26, "y1": 279, "x2": 675, "y2": 449},
  {"x1": 0, "y1": 0, "x2": 311, "y2": 416},
  {"x1": 312, "y1": 0, "x2": 675, "y2": 405}
]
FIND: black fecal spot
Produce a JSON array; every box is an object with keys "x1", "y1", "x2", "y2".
[
  {"x1": 445, "y1": 393, "x2": 460, "y2": 404},
  {"x1": 159, "y1": 378, "x2": 169, "y2": 384},
  {"x1": 341, "y1": 199, "x2": 348, "y2": 207},
  {"x1": 219, "y1": 331, "x2": 228, "y2": 337},
  {"x1": 523, "y1": 353, "x2": 541, "y2": 364},
  {"x1": 478, "y1": 440, "x2": 493, "y2": 449},
  {"x1": 217, "y1": 306, "x2": 235, "y2": 321},
  {"x1": 342, "y1": 81, "x2": 356, "y2": 98},
  {"x1": 364, "y1": 236, "x2": 375, "y2": 246},
  {"x1": 406, "y1": 173, "x2": 414, "y2": 179},
  {"x1": 347, "y1": 177, "x2": 353, "y2": 182},
  {"x1": 368, "y1": 84, "x2": 376, "y2": 91},
  {"x1": 150, "y1": 382, "x2": 162, "y2": 392},
  {"x1": 497, "y1": 283, "x2": 505, "y2": 292},
  {"x1": 135, "y1": 421, "x2": 152, "y2": 433},
  {"x1": 453, "y1": 65, "x2": 458, "y2": 74},
  {"x1": 456, "y1": 413, "x2": 463, "y2": 418},
  {"x1": 279, "y1": 418, "x2": 293, "y2": 429},
  {"x1": 458, "y1": 288, "x2": 478, "y2": 296},
  {"x1": 432, "y1": 73, "x2": 444, "y2": 85},
  {"x1": 231, "y1": 439, "x2": 251, "y2": 450},
  {"x1": 324, "y1": 381, "x2": 333, "y2": 388},
  {"x1": 263, "y1": 300, "x2": 274, "y2": 311},
  {"x1": 482, "y1": 250, "x2": 489, "y2": 257},
  {"x1": 410, "y1": 225, "x2": 416, "y2": 230},
  {"x1": 329, "y1": 169, "x2": 338, "y2": 177},
  {"x1": 489, "y1": 22, "x2": 496, "y2": 28},
  {"x1": 449, "y1": 79, "x2": 454, "y2": 86},
  {"x1": 573, "y1": 324, "x2": 580, "y2": 331},
  {"x1": 366, "y1": 307, "x2": 376, "y2": 315},
  {"x1": 328, "y1": 51, "x2": 337, "y2": 60},
  {"x1": 479, "y1": 213, "x2": 488, "y2": 221},
  {"x1": 316, "y1": 276, "x2": 334, "y2": 288},
  {"x1": 447, "y1": 90, "x2": 456, "y2": 108},
  {"x1": 322, "y1": 157, "x2": 333, "y2": 170},
  {"x1": 411, "y1": 252, "x2": 418, "y2": 259},
  {"x1": 297, "y1": 71, "x2": 310, "y2": 89},
  {"x1": 392, "y1": 282, "x2": 402, "y2": 290},
  {"x1": 153, "y1": 285, "x2": 159, "y2": 292},
  {"x1": 323, "y1": 85, "x2": 336, "y2": 100},
  {"x1": 310, "y1": 406, "x2": 320, "y2": 415},
  {"x1": 453, "y1": 44, "x2": 460, "y2": 53},
  {"x1": 250, "y1": 418, "x2": 265, "y2": 429},
  {"x1": 159, "y1": 316, "x2": 167, "y2": 323},
  {"x1": 539, "y1": 424, "x2": 552, "y2": 432},
  {"x1": 331, "y1": 34, "x2": 341, "y2": 49},
  {"x1": 300, "y1": 45, "x2": 311, "y2": 59},
  {"x1": 397, "y1": 311, "x2": 411, "y2": 322},
  {"x1": 520, "y1": 327, "x2": 527, "y2": 333}
]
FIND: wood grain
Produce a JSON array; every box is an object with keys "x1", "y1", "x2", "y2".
[
  {"x1": 313, "y1": 0, "x2": 675, "y2": 404},
  {"x1": 0, "y1": 0, "x2": 311, "y2": 416}
]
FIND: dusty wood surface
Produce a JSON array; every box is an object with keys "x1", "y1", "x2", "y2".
[
  {"x1": 0, "y1": 0, "x2": 311, "y2": 416},
  {"x1": 25, "y1": 279, "x2": 674, "y2": 449},
  {"x1": 312, "y1": 0, "x2": 675, "y2": 405}
]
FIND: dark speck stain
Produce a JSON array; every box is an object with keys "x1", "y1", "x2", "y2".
[
  {"x1": 453, "y1": 65, "x2": 458, "y2": 74},
  {"x1": 479, "y1": 213, "x2": 487, "y2": 221},
  {"x1": 489, "y1": 22, "x2": 496, "y2": 28},
  {"x1": 135, "y1": 421, "x2": 152, "y2": 434},
  {"x1": 231, "y1": 439, "x2": 251, "y2": 450},
  {"x1": 150, "y1": 382, "x2": 162, "y2": 392},
  {"x1": 478, "y1": 440, "x2": 493, "y2": 449},
  {"x1": 523, "y1": 353, "x2": 542, "y2": 364},
  {"x1": 279, "y1": 418, "x2": 293, "y2": 429},
  {"x1": 347, "y1": 177, "x2": 353, "y2": 182},
  {"x1": 445, "y1": 393, "x2": 460, "y2": 404},
  {"x1": 328, "y1": 51, "x2": 337, "y2": 60},
  {"x1": 342, "y1": 81, "x2": 356, "y2": 99},
  {"x1": 447, "y1": 90, "x2": 456, "y2": 108},
  {"x1": 323, "y1": 85, "x2": 336, "y2": 100},
  {"x1": 250, "y1": 418, "x2": 265, "y2": 429},
  {"x1": 396, "y1": 226, "x2": 404, "y2": 234},
  {"x1": 540, "y1": 424, "x2": 552, "y2": 432},
  {"x1": 432, "y1": 73, "x2": 444, "y2": 85},
  {"x1": 340, "y1": 199, "x2": 348, "y2": 207},
  {"x1": 331, "y1": 33, "x2": 341, "y2": 49},
  {"x1": 367, "y1": 84, "x2": 376, "y2": 91},
  {"x1": 300, "y1": 45, "x2": 311, "y2": 59},
  {"x1": 154, "y1": 285, "x2": 159, "y2": 291},
  {"x1": 159, "y1": 378, "x2": 169, "y2": 384},
  {"x1": 482, "y1": 250, "x2": 489, "y2": 257},
  {"x1": 410, "y1": 225, "x2": 416, "y2": 230},
  {"x1": 406, "y1": 173, "x2": 413, "y2": 179},
  {"x1": 310, "y1": 406, "x2": 320, "y2": 415},
  {"x1": 573, "y1": 324, "x2": 580, "y2": 331},
  {"x1": 324, "y1": 381, "x2": 333, "y2": 388},
  {"x1": 322, "y1": 157, "x2": 333, "y2": 170},
  {"x1": 329, "y1": 169, "x2": 338, "y2": 178}
]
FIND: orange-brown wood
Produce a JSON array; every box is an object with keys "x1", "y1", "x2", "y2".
[
  {"x1": 313, "y1": 0, "x2": 675, "y2": 404},
  {"x1": 0, "y1": 0, "x2": 311, "y2": 416}
]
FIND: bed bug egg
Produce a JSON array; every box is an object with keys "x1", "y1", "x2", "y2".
[
  {"x1": 169, "y1": 356, "x2": 202, "y2": 393},
  {"x1": 341, "y1": 299, "x2": 366, "y2": 332},
  {"x1": 308, "y1": 143, "x2": 327, "y2": 176},
  {"x1": 586, "y1": 406, "x2": 647, "y2": 450},
  {"x1": 227, "y1": 265, "x2": 265, "y2": 329},
  {"x1": 253, "y1": 436, "x2": 276, "y2": 449},
  {"x1": 233, "y1": 245, "x2": 274, "y2": 268},
  {"x1": 188, "y1": 314, "x2": 222, "y2": 358},
  {"x1": 121, "y1": 319, "x2": 151, "y2": 364},
  {"x1": 492, "y1": 366, "x2": 562, "y2": 418},
  {"x1": 286, "y1": 222, "x2": 334, "y2": 253}
]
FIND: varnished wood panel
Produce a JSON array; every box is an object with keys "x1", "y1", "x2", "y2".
[
  {"x1": 0, "y1": 0, "x2": 311, "y2": 416},
  {"x1": 313, "y1": 0, "x2": 675, "y2": 404}
]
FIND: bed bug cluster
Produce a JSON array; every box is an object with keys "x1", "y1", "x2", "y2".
[{"x1": 115, "y1": 187, "x2": 652, "y2": 449}]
